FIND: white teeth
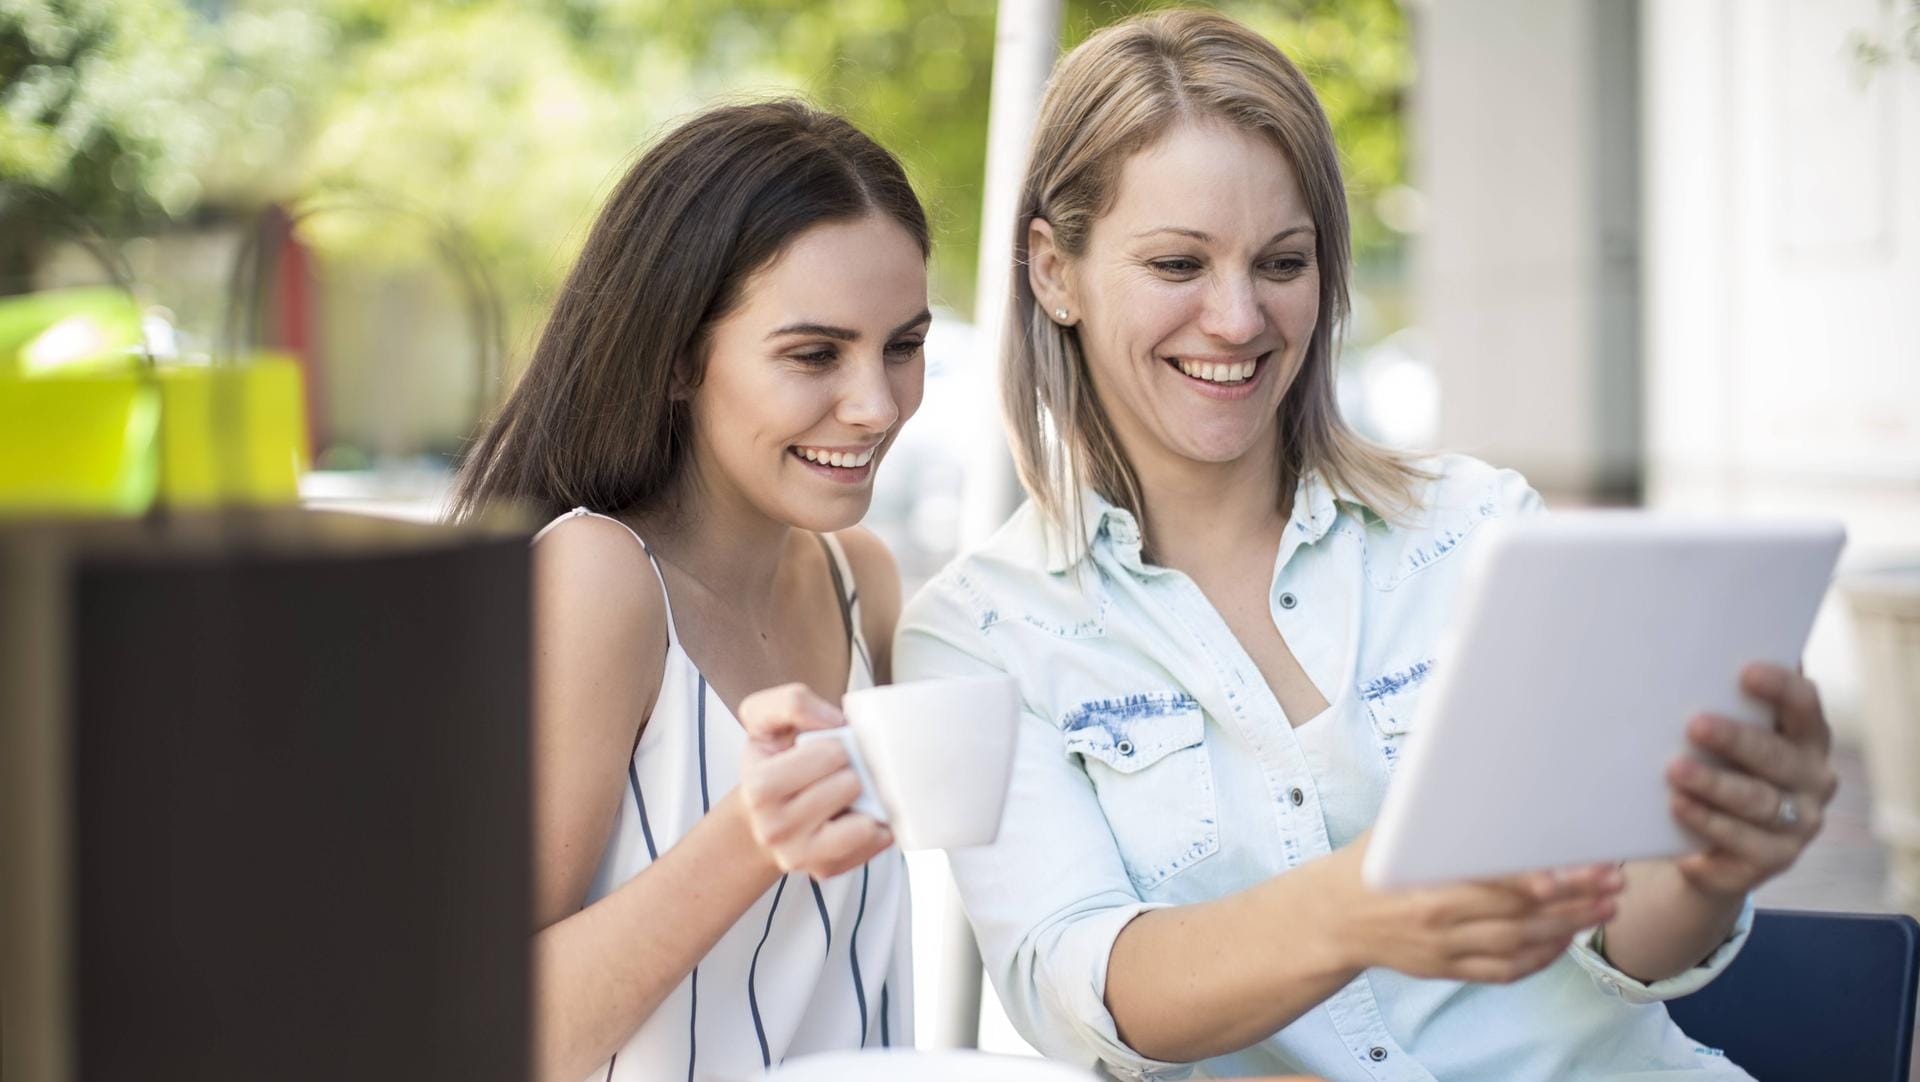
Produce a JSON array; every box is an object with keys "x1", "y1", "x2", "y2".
[
  {"x1": 796, "y1": 446, "x2": 876, "y2": 468},
  {"x1": 1175, "y1": 358, "x2": 1257, "y2": 383}
]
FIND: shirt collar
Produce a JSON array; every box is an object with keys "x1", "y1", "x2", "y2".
[{"x1": 1042, "y1": 469, "x2": 1383, "y2": 575}]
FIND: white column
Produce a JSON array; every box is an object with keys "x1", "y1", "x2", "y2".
[
  {"x1": 1414, "y1": 0, "x2": 1642, "y2": 500},
  {"x1": 960, "y1": 0, "x2": 1061, "y2": 549},
  {"x1": 928, "y1": 0, "x2": 1062, "y2": 1055},
  {"x1": 1642, "y1": 0, "x2": 1920, "y2": 740}
]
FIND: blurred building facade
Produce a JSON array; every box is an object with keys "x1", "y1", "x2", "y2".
[{"x1": 1417, "y1": 0, "x2": 1920, "y2": 741}]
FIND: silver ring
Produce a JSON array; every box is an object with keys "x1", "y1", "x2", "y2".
[{"x1": 1774, "y1": 792, "x2": 1802, "y2": 830}]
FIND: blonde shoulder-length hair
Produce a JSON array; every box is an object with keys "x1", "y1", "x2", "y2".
[{"x1": 1004, "y1": 8, "x2": 1429, "y2": 564}]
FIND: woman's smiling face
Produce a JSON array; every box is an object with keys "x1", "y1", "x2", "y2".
[
  {"x1": 689, "y1": 211, "x2": 930, "y2": 533},
  {"x1": 1045, "y1": 118, "x2": 1321, "y2": 477}
]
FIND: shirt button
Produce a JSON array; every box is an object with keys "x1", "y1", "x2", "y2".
[
  {"x1": 1289, "y1": 787, "x2": 1305, "y2": 807},
  {"x1": 1278, "y1": 591, "x2": 1299, "y2": 610},
  {"x1": 1117, "y1": 739, "x2": 1135, "y2": 756},
  {"x1": 1369, "y1": 1046, "x2": 1389, "y2": 1062}
]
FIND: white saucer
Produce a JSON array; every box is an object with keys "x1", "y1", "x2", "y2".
[{"x1": 766, "y1": 1049, "x2": 1092, "y2": 1081}]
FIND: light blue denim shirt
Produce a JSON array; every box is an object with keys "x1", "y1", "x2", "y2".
[{"x1": 894, "y1": 453, "x2": 1755, "y2": 1082}]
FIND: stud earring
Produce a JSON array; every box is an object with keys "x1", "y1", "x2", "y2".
[{"x1": 1055, "y1": 307, "x2": 1069, "y2": 321}]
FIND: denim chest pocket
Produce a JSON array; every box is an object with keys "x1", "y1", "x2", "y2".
[
  {"x1": 1358, "y1": 658, "x2": 1435, "y2": 774},
  {"x1": 1061, "y1": 693, "x2": 1220, "y2": 893}
]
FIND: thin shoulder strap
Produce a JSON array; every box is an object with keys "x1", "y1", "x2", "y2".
[
  {"x1": 533, "y1": 507, "x2": 679, "y2": 649},
  {"x1": 815, "y1": 533, "x2": 855, "y2": 649}
]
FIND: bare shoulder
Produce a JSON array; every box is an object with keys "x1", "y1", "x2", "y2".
[
  {"x1": 531, "y1": 514, "x2": 670, "y2": 718},
  {"x1": 527, "y1": 512, "x2": 670, "y2": 925},
  {"x1": 831, "y1": 526, "x2": 903, "y2": 680},
  {"x1": 534, "y1": 514, "x2": 667, "y2": 630}
]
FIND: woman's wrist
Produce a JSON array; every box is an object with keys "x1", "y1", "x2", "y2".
[
  {"x1": 1286, "y1": 849, "x2": 1375, "y2": 976},
  {"x1": 1599, "y1": 859, "x2": 1744, "y2": 983},
  {"x1": 717, "y1": 788, "x2": 786, "y2": 884}
]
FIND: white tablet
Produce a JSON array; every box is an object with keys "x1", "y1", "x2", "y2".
[{"x1": 1361, "y1": 514, "x2": 1846, "y2": 890}]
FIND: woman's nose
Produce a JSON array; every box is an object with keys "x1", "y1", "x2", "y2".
[
  {"x1": 1198, "y1": 275, "x2": 1266, "y2": 345},
  {"x1": 838, "y1": 355, "x2": 901, "y2": 433}
]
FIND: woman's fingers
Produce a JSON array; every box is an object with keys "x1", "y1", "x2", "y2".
[
  {"x1": 742, "y1": 738, "x2": 849, "y2": 811},
  {"x1": 1667, "y1": 757, "x2": 1796, "y2": 830},
  {"x1": 792, "y1": 813, "x2": 893, "y2": 879},
  {"x1": 1445, "y1": 894, "x2": 1616, "y2": 960},
  {"x1": 1684, "y1": 712, "x2": 1828, "y2": 796},
  {"x1": 1741, "y1": 663, "x2": 1832, "y2": 754},
  {"x1": 1419, "y1": 867, "x2": 1620, "y2": 933},
  {"x1": 1535, "y1": 863, "x2": 1625, "y2": 901},
  {"x1": 1418, "y1": 879, "x2": 1535, "y2": 926},
  {"x1": 767, "y1": 768, "x2": 868, "y2": 846},
  {"x1": 1671, "y1": 793, "x2": 1803, "y2": 873},
  {"x1": 737, "y1": 682, "x2": 844, "y2": 748}
]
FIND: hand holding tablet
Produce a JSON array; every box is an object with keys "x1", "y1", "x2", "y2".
[{"x1": 1362, "y1": 514, "x2": 1845, "y2": 891}]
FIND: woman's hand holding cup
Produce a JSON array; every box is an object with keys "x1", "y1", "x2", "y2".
[
  {"x1": 738, "y1": 682, "x2": 893, "y2": 879},
  {"x1": 1326, "y1": 830, "x2": 1626, "y2": 984}
]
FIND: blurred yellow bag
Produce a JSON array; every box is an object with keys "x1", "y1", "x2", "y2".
[{"x1": 0, "y1": 356, "x2": 309, "y2": 516}]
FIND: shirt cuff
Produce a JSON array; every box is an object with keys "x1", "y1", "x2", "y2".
[
  {"x1": 1568, "y1": 894, "x2": 1755, "y2": 1004},
  {"x1": 1040, "y1": 901, "x2": 1198, "y2": 1081}
]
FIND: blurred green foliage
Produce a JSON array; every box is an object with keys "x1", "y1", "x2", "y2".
[{"x1": 3, "y1": 0, "x2": 1411, "y2": 353}]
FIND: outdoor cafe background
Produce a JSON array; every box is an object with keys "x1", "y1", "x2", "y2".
[{"x1": 3, "y1": 0, "x2": 1917, "y2": 1072}]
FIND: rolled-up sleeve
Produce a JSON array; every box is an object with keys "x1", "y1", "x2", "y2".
[
  {"x1": 894, "y1": 577, "x2": 1193, "y2": 1080},
  {"x1": 1568, "y1": 894, "x2": 1755, "y2": 1004}
]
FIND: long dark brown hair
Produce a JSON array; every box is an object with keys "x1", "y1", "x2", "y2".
[{"x1": 448, "y1": 99, "x2": 929, "y2": 525}]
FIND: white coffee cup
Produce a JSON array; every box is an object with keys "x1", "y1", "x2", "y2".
[{"x1": 795, "y1": 673, "x2": 1019, "y2": 850}]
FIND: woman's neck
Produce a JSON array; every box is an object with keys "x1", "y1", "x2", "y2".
[
  {"x1": 1129, "y1": 429, "x2": 1292, "y2": 569},
  {"x1": 634, "y1": 470, "x2": 792, "y2": 618}
]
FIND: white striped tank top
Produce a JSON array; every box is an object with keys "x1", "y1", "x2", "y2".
[{"x1": 533, "y1": 508, "x2": 913, "y2": 1082}]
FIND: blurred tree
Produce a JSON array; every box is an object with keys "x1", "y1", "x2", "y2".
[
  {"x1": 0, "y1": 0, "x2": 332, "y2": 292},
  {"x1": 4, "y1": 0, "x2": 1412, "y2": 353},
  {"x1": 1851, "y1": 0, "x2": 1920, "y2": 75},
  {"x1": 1063, "y1": 0, "x2": 1413, "y2": 265}
]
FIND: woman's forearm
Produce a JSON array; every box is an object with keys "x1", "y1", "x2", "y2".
[
  {"x1": 1596, "y1": 859, "x2": 1744, "y2": 985},
  {"x1": 1105, "y1": 854, "x2": 1363, "y2": 1063},
  {"x1": 531, "y1": 789, "x2": 782, "y2": 1082}
]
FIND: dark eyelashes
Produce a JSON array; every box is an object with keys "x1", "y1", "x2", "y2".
[
  {"x1": 1148, "y1": 257, "x2": 1310, "y2": 277},
  {"x1": 788, "y1": 339, "x2": 925, "y2": 367}
]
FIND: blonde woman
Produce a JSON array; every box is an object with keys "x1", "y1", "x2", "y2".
[{"x1": 895, "y1": 11, "x2": 1836, "y2": 1081}]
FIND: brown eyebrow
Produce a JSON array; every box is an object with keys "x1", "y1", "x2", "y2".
[
  {"x1": 1132, "y1": 225, "x2": 1316, "y2": 245},
  {"x1": 766, "y1": 309, "x2": 933, "y2": 343}
]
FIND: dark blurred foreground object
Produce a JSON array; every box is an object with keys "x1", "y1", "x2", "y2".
[
  {"x1": 1, "y1": 509, "x2": 532, "y2": 1082},
  {"x1": 1666, "y1": 908, "x2": 1919, "y2": 1082}
]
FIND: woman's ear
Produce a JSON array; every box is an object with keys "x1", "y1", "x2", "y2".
[
  {"x1": 1027, "y1": 218, "x2": 1080, "y2": 327},
  {"x1": 666, "y1": 359, "x2": 700, "y2": 402}
]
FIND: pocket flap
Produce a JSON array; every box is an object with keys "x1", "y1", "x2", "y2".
[
  {"x1": 1062, "y1": 694, "x2": 1205, "y2": 775},
  {"x1": 1359, "y1": 659, "x2": 1434, "y2": 737}
]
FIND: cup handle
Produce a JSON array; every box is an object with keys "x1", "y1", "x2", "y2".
[{"x1": 793, "y1": 728, "x2": 889, "y2": 824}]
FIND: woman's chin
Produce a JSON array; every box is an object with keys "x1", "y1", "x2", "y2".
[
  {"x1": 773, "y1": 492, "x2": 874, "y2": 535},
  {"x1": 1156, "y1": 424, "x2": 1278, "y2": 469}
]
